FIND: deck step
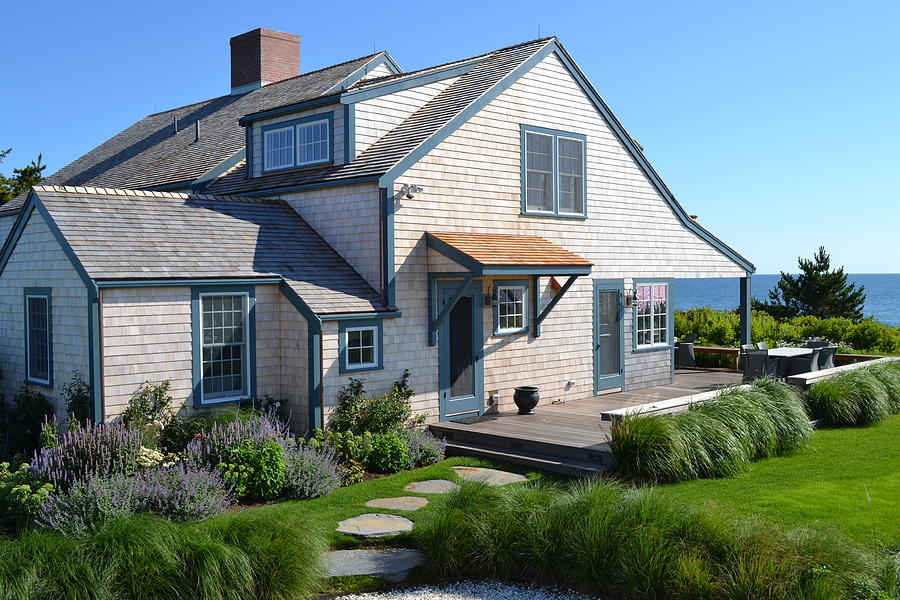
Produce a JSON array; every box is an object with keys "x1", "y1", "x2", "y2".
[{"x1": 444, "y1": 440, "x2": 611, "y2": 477}]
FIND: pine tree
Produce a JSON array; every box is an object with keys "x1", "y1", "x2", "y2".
[
  {"x1": 756, "y1": 246, "x2": 866, "y2": 321},
  {"x1": 0, "y1": 148, "x2": 46, "y2": 205}
]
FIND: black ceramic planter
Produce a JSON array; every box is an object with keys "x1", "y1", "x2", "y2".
[{"x1": 513, "y1": 386, "x2": 540, "y2": 415}]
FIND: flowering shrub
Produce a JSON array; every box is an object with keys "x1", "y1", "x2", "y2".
[
  {"x1": 157, "y1": 407, "x2": 245, "y2": 453},
  {"x1": 36, "y1": 471, "x2": 136, "y2": 536},
  {"x1": 136, "y1": 446, "x2": 180, "y2": 469},
  {"x1": 402, "y1": 428, "x2": 446, "y2": 468},
  {"x1": 30, "y1": 421, "x2": 143, "y2": 489},
  {"x1": 217, "y1": 440, "x2": 285, "y2": 501},
  {"x1": 185, "y1": 410, "x2": 294, "y2": 467},
  {"x1": 122, "y1": 380, "x2": 174, "y2": 446},
  {"x1": 0, "y1": 462, "x2": 54, "y2": 528},
  {"x1": 366, "y1": 434, "x2": 411, "y2": 473},
  {"x1": 131, "y1": 463, "x2": 233, "y2": 522},
  {"x1": 282, "y1": 444, "x2": 341, "y2": 500}
]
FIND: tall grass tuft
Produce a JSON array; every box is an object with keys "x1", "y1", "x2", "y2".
[
  {"x1": 610, "y1": 378, "x2": 811, "y2": 483},
  {"x1": 806, "y1": 366, "x2": 896, "y2": 426},
  {"x1": 415, "y1": 480, "x2": 884, "y2": 600}
]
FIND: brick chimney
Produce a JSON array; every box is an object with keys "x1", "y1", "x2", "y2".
[{"x1": 230, "y1": 28, "x2": 300, "y2": 95}]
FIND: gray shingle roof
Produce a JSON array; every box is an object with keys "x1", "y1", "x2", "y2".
[
  {"x1": 33, "y1": 186, "x2": 389, "y2": 315},
  {"x1": 32, "y1": 53, "x2": 389, "y2": 193},
  {"x1": 205, "y1": 38, "x2": 552, "y2": 196}
]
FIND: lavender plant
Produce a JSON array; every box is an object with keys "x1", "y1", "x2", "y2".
[
  {"x1": 185, "y1": 409, "x2": 294, "y2": 467},
  {"x1": 131, "y1": 463, "x2": 234, "y2": 522},
  {"x1": 401, "y1": 428, "x2": 446, "y2": 468},
  {"x1": 282, "y1": 444, "x2": 341, "y2": 500},
  {"x1": 36, "y1": 471, "x2": 136, "y2": 536},
  {"x1": 30, "y1": 421, "x2": 143, "y2": 489}
]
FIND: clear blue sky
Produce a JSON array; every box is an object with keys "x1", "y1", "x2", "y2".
[{"x1": 2, "y1": 0, "x2": 897, "y2": 274}]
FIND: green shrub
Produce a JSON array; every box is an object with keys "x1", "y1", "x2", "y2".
[
  {"x1": 806, "y1": 365, "x2": 900, "y2": 426},
  {"x1": 122, "y1": 380, "x2": 174, "y2": 447},
  {"x1": 5, "y1": 386, "x2": 55, "y2": 456},
  {"x1": 218, "y1": 440, "x2": 285, "y2": 501},
  {"x1": 366, "y1": 434, "x2": 411, "y2": 473},
  {"x1": 309, "y1": 428, "x2": 374, "y2": 465},
  {"x1": 158, "y1": 407, "x2": 246, "y2": 454},
  {"x1": 0, "y1": 462, "x2": 53, "y2": 530},
  {"x1": 329, "y1": 370, "x2": 414, "y2": 435},
  {"x1": 61, "y1": 371, "x2": 91, "y2": 427},
  {"x1": 415, "y1": 479, "x2": 884, "y2": 599},
  {"x1": 610, "y1": 379, "x2": 811, "y2": 483}
]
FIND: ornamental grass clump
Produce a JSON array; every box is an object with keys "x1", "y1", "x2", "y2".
[
  {"x1": 610, "y1": 378, "x2": 811, "y2": 483},
  {"x1": 806, "y1": 367, "x2": 894, "y2": 426},
  {"x1": 415, "y1": 479, "x2": 888, "y2": 600},
  {"x1": 30, "y1": 420, "x2": 143, "y2": 489}
]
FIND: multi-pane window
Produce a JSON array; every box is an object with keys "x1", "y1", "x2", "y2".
[
  {"x1": 25, "y1": 293, "x2": 51, "y2": 384},
  {"x1": 495, "y1": 284, "x2": 527, "y2": 334},
  {"x1": 345, "y1": 326, "x2": 378, "y2": 369},
  {"x1": 296, "y1": 119, "x2": 329, "y2": 166},
  {"x1": 261, "y1": 115, "x2": 332, "y2": 172},
  {"x1": 522, "y1": 126, "x2": 587, "y2": 216},
  {"x1": 635, "y1": 284, "x2": 669, "y2": 348},
  {"x1": 264, "y1": 126, "x2": 294, "y2": 170},
  {"x1": 201, "y1": 294, "x2": 248, "y2": 400},
  {"x1": 525, "y1": 132, "x2": 553, "y2": 212},
  {"x1": 558, "y1": 137, "x2": 585, "y2": 214}
]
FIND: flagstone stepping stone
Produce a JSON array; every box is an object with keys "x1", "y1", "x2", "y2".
[
  {"x1": 337, "y1": 513, "x2": 413, "y2": 538},
  {"x1": 403, "y1": 479, "x2": 460, "y2": 494},
  {"x1": 452, "y1": 466, "x2": 528, "y2": 486},
  {"x1": 324, "y1": 548, "x2": 426, "y2": 583},
  {"x1": 365, "y1": 496, "x2": 429, "y2": 511}
]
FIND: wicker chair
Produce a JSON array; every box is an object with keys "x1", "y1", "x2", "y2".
[
  {"x1": 743, "y1": 349, "x2": 781, "y2": 382},
  {"x1": 787, "y1": 349, "x2": 822, "y2": 376},
  {"x1": 818, "y1": 346, "x2": 837, "y2": 370},
  {"x1": 756, "y1": 342, "x2": 769, "y2": 350}
]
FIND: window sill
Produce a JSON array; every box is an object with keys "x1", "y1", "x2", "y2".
[
  {"x1": 632, "y1": 344, "x2": 673, "y2": 354},
  {"x1": 493, "y1": 327, "x2": 529, "y2": 337},
  {"x1": 520, "y1": 210, "x2": 587, "y2": 221},
  {"x1": 199, "y1": 395, "x2": 248, "y2": 407},
  {"x1": 261, "y1": 159, "x2": 334, "y2": 176},
  {"x1": 24, "y1": 378, "x2": 53, "y2": 389},
  {"x1": 339, "y1": 364, "x2": 384, "y2": 375}
]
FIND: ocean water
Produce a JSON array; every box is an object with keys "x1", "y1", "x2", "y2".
[{"x1": 674, "y1": 274, "x2": 900, "y2": 327}]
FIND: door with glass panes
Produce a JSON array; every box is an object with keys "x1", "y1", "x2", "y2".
[
  {"x1": 438, "y1": 280, "x2": 484, "y2": 420},
  {"x1": 593, "y1": 280, "x2": 625, "y2": 392}
]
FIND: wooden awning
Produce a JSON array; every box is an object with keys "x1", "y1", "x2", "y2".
[{"x1": 426, "y1": 232, "x2": 593, "y2": 275}]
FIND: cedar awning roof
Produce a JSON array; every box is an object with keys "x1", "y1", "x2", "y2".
[{"x1": 426, "y1": 232, "x2": 593, "y2": 275}]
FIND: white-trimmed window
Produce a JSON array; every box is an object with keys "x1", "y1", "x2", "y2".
[
  {"x1": 522, "y1": 125, "x2": 587, "y2": 216},
  {"x1": 261, "y1": 114, "x2": 332, "y2": 172},
  {"x1": 635, "y1": 283, "x2": 669, "y2": 348},
  {"x1": 25, "y1": 290, "x2": 51, "y2": 385},
  {"x1": 494, "y1": 281, "x2": 528, "y2": 335},
  {"x1": 200, "y1": 293, "x2": 249, "y2": 400},
  {"x1": 264, "y1": 126, "x2": 294, "y2": 170},
  {"x1": 340, "y1": 320, "x2": 383, "y2": 373}
]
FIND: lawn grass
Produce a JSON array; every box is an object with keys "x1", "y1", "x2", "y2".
[{"x1": 659, "y1": 414, "x2": 900, "y2": 550}]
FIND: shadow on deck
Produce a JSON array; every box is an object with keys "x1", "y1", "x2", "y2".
[{"x1": 429, "y1": 369, "x2": 743, "y2": 477}]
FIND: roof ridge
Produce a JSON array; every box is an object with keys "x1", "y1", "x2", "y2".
[{"x1": 32, "y1": 185, "x2": 284, "y2": 205}]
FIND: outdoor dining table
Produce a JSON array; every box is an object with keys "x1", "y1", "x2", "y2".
[{"x1": 766, "y1": 347, "x2": 814, "y2": 377}]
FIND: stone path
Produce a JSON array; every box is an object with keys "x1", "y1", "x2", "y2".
[
  {"x1": 365, "y1": 496, "x2": 429, "y2": 511},
  {"x1": 403, "y1": 479, "x2": 460, "y2": 494},
  {"x1": 337, "y1": 513, "x2": 414, "y2": 538},
  {"x1": 324, "y1": 548, "x2": 426, "y2": 583},
  {"x1": 451, "y1": 466, "x2": 528, "y2": 486}
]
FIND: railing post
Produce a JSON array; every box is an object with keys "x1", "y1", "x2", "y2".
[{"x1": 739, "y1": 275, "x2": 752, "y2": 347}]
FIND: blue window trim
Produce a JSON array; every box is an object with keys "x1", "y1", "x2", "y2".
[
  {"x1": 520, "y1": 124, "x2": 588, "y2": 218},
  {"x1": 24, "y1": 287, "x2": 53, "y2": 388},
  {"x1": 338, "y1": 318, "x2": 384, "y2": 374},
  {"x1": 631, "y1": 279, "x2": 674, "y2": 353},
  {"x1": 260, "y1": 112, "x2": 334, "y2": 174},
  {"x1": 191, "y1": 285, "x2": 257, "y2": 407},
  {"x1": 491, "y1": 279, "x2": 529, "y2": 336}
]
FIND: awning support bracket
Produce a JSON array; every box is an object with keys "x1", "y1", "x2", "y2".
[{"x1": 534, "y1": 275, "x2": 579, "y2": 337}]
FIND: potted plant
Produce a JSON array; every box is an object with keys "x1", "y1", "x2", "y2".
[{"x1": 513, "y1": 386, "x2": 540, "y2": 415}]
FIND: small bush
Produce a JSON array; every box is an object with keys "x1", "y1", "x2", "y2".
[
  {"x1": 61, "y1": 371, "x2": 91, "y2": 426},
  {"x1": 133, "y1": 463, "x2": 234, "y2": 522},
  {"x1": 806, "y1": 365, "x2": 899, "y2": 426},
  {"x1": 6, "y1": 386, "x2": 54, "y2": 456},
  {"x1": 122, "y1": 379, "x2": 174, "y2": 446},
  {"x1": 30, "y1": 420, "x2": 143, "y2": 489},
  {"x1": 610, "y1": 378, "x2": 811, "y2": 483},
  {"x1": 329, "y1": 370, "x2": 414, "y2": 435},
  {"x1": 366, "y1": 433, "x2": 411, "y2": 473},
  {"x1": 158, "y1": 407, "x2": 246, "y2": 454},
  {"x1": 309, "y1": 428, "x2": 374, "y2": 465},
  {"x1": 217, "y1": 440, "x2": 285, "y2": 501},
  {"x1": 0, "y1": 462, "x2": 54, "y2": 529},
  {"x1": 282, "y1": 444, "x2": 341, "y2": 500},
  {"x1": 36, "y1": 471, "x2": 137, "y2": 536},
  {"x1": 401, "y1": 428, "x2": 446, "y2": 468}
]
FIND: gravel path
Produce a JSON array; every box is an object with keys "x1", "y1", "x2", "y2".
[{"x1": 337, "y1": 580, "x2": 596, "y2": 600}]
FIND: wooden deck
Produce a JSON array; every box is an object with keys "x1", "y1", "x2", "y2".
[{"x1": 430, "y1": 369, "x2": 743, "y2": 476}]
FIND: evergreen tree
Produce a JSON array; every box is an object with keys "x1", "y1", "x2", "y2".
[
  {"x1": 756, "y1": 246, "x2": 866, "y2": 321},
  {"x1": 0, "y1": 148, "x2": 46, "y2": 205}
]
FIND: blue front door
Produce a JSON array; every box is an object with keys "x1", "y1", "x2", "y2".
[
  {"x1": 594, "y1": 279, "x2": 625, "y2": 392},
  {"x1": 438, "y1": 280, "x2": 484, "y2": 420}
]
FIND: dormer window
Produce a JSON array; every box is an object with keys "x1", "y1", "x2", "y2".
[{"x1": 261, "y1": 113, "x2": 333, "y2": 172}]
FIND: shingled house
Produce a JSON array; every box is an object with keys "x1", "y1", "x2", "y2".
[{"x1": 0, "y1": 29, "x2": 754, "y2": 433}]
